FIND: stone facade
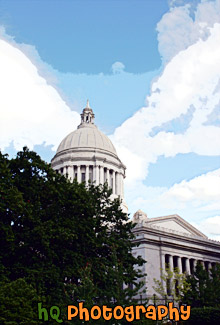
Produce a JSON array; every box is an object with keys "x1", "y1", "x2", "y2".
[{"x1": 132, "y1": 211, "x2": 220, "y2": 298}]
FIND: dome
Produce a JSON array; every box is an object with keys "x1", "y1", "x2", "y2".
[
  {"x1": 51, "y1": 100, "x2": 127, "y2": 213},
  {"x1": 56, "y1": 123, "x2": 117, "y2": 156}
]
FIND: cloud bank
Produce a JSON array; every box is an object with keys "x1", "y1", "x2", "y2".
[
  {"x1": 158, "y1": 0, "x2": 220, "y2": 62},
  {"x1": 199, "y1": 215, "x2": 220, "y2": 241},
  {"x1": 0, "y1": 31, "x2": 80, "y2": 152},
  {"x1": 112, "y1": 22, "x2": 220, "y2": 181}
]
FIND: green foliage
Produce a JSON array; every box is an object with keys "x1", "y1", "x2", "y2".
[
  {"x1": 182, "y1": 263, "x2": 220, "y2": 308},
  {"x1": 0, "y1": 278, "x2": 42, "y2": 324},
  {"x1": 72, "y1": 263, "x2": 97, "y2": 307},
  {"x1": 0, "y1": 147, "x2": 145, "y2": 323},
  {"x1": 184, "y1": 307, "x2": 220, "y2": 325},
  {"x1": 153, "y1": 266, "x2": 190, "y2": 303}
]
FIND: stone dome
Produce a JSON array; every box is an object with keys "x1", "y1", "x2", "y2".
[
  {"x1": 51, "y1": 100, "x2": 127, "y2": 212},
  {"x1": 56, "y1": 123, "x2": 117, "y2": 156}
]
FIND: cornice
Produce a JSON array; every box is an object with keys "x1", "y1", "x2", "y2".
[{"x1": 132, "y1": 222, "x2": 220, "y2": 247}]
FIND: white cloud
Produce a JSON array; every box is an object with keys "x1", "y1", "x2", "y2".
[
  {"x1": 157, "y1": 0, "x2": 220, "y2": 62},
  {"x1": 125, "y1": 169, "x2": 220, "y2": 240},
  {"x1": 112, "y1": 144, "x2": 146, "y2": 183},
  {"x1": 193, "y1": 215, "x2": 220, "y2": 240},
  {"x1": 0, "y1": 35, "x2": 80, "y2": 151},
  {"x1": 162, "y1": 168, "x2": 220, "y2": 204},
  {"x1": 200, "y1": 215, "x2": 220, "y2": 236},
  {"x1": 111, "y1": 61, "x2": 125, "y2": 74},
  {"x1": 112, "y1": 22, "x2": 220, "y2": 184}
]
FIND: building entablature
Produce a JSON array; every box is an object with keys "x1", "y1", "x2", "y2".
[{"x1": 133, "y1": 225, "x2": 220, "y2": 252}]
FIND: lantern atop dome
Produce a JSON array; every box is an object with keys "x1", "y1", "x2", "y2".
[{"x1": 79, "y1": 99, "x2": 95, "y2": 127}]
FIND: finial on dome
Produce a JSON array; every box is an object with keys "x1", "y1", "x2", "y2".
[{"x1": 86, "y1": 99, "x2": 90, "y2": 108}]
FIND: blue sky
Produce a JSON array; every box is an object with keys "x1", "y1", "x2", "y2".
[
  {"x1": 0, "y1": 0, "x2": 220, "y2": 239},
  {"x1": 0, "y1": 0, "x2": 168, "y2": 74}
]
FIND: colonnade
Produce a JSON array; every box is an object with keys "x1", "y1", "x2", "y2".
[
  {"x1": 162, "y1": 253, "x2": 215, "y2": 295},
  {"x1": 162, "y1": 253, "x2": 215, "y2": 276},
  {"x1": 57, "y1": 164, "x2": 124, "y2": 196}
]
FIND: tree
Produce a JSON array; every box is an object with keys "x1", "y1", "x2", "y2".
[
  {"x1": 0, "y1": 148, "x2": 145, "y2": 321},
  {"x1": 0, "y1": 151, "x2": 25, "y2": 283},
  {"x1": 0, "y1": 278, "x2": 42, "y2": 324},
  {"x1": 182, "y1": 262, "x2": 220, "y2": 308},
  {"x1": 153, "y1": 266, "x2": 190, "y2": 303}
]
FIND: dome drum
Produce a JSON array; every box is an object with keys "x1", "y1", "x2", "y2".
[{"x1": 53, "y1": 163, "x2": 124, "y2": 197}]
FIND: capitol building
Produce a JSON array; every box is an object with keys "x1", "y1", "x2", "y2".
[{"x1": 51, "y1": 101, "x2": 220, "y2": 298}]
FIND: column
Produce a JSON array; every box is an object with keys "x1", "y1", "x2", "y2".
[
  {"x1": 116, "y1": 172, "x2": 119, "y2": 195},
  {"x1": 106, "y1": 168, "x2": 110, "y2": 186},
  {"x1": 161, "y1": 254, "x2": 166, "y2": 289},
  {"x1": 95, "y1": 165, "x2": 99, "y2": 185},
  {"x1": 208, "y1": 262, "x2": 212, "y2": 270},
  {"x1": 185, "y1": 258, "x2": 190, "y2": 275},
  {"x1": 112, "y1": 170, "x2": 115, "y2": 194},
  {"x1": 201, "y1": 260, "x2": 205, "y2": 269},
  {"x1": 77, "y1": 165, "x2": 81, "y2": 183},
  {"x1": 100, "y1": 165, "x2": 104, "y2": 184},
  {"x1": 161, "y1": 254, "x2": 166, "y2": 272},
  {"x1": 90, "y1": 166, "x2": 93, "y2": 182},
  {"x1": 194, "y1": 260, "x2": 198, "y2": 272},
  {"x1": 86, "y1": 165, "x2": 89, "y2": 185},
  {"x1": 66, "y1": 166, "x2": 69, "y2": 178},
  {"x1": 191, "y1": 259, "x2": 196, "y2": 273},
  {"x1": 63, "y1": 166, "x2": 66, "y2": 176},
  {"x1": 208, "y1": 262, "x2": 212, "y2": 275},
  {"x1": 177, "y1": 256, "x2": 182, "y2": 274},
  {"x1": 168, "y1": 255, "x2": 173, "y2": 296},
  {"x1": 69, "y1": 165, "x2": 74, "y2": 181},
  {"x1": 168, "y1": 255, "x2": 174, "y2": 272},
  {"x1": 120, "y1": 173, "x2": 124, "y2": 197},
  {"x1": 66, "y1": 165, "x2": 69, "y2": 179}
]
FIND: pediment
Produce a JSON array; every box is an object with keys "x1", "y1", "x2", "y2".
[{"x1": 145, "y1": 214, "x2": 207, "y2": 238}]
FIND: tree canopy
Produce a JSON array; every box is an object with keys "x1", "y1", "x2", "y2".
[
  {"x1": 0, "y1": 148, "x2": 145, "y2": 323},
  {"x1": 182, "y1": 262, "x2": 220, "y2": 308}
]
